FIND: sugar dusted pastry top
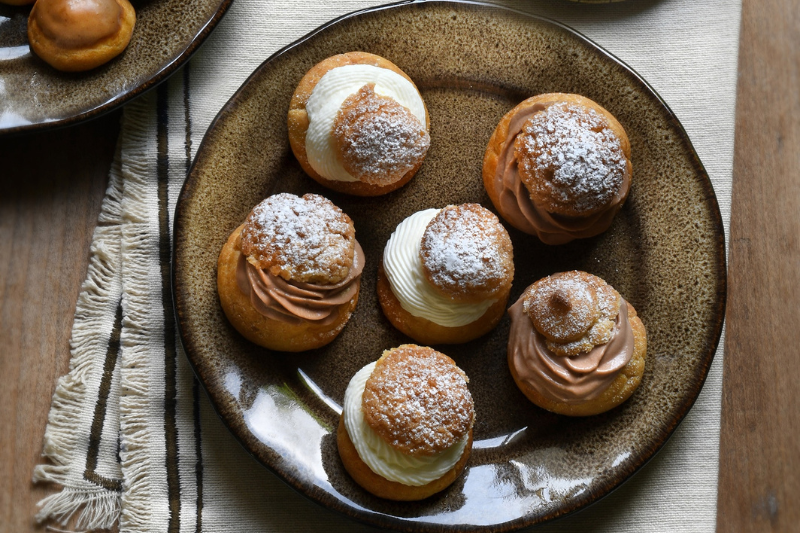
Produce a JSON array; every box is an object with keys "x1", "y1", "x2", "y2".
[
  {"x1": 362, "y1": 345, "x2": 473, "y2": 457},
  {"x1": 240, "y1": 193, "x2": 355, "y2": 284},
  {"x1": 420, "y1": 204, "x2": 513, "y2": 303},
  {"x1": 524, "y1": 270, "x2": 620, "y2": 356},
  {"x1": 334, "y1": 84, "x2": 430, "y2": 186},
  {"x1": 515, "y1": 102, "x2": 629, "y2": 217}
]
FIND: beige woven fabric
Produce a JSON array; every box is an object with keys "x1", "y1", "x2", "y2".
[{"x1": 36, "y1": 1, "x2": 740, "y2": 531}]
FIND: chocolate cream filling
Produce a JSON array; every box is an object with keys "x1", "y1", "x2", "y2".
[
  {"x1": 236, "y1": 242, "x2": 364, "y2": 327},
  {"x1": 493, "y1": 102, "x2": 630, "y2": 245},
  {"x1": 508, "y1": 296, "x2": 635, "y2": 404}
]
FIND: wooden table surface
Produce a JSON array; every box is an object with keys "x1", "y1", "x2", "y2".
[{"x1": 1, "y1": 0, "x2": 798, "y2": 531}]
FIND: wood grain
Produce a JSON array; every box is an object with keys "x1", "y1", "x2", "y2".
[
  {"x1": 0, "y1": 112, "x2": 120, "y2": 533},
  {"x1": 716, "y1": 0, "x2": 800, "y2": 531}
]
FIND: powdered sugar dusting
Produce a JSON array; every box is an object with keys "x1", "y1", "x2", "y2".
[
  {"x1": 362, "y1": 345, "x2": 474, "y2": 457},
  {"x1": 525, "y1": 274, "x2": 597, "y2": 342},
  {"x1": 335, "y1": 84, "x2": 430, "y2": 186},
  {"x1": 420, "y1": 204, "x2": 513, "y2": 296},
  {"x1": 524, "y1": 271, "x2": 623, "y2": 356},
  {"x1": 517, "y1": 102, "x2": 627, "y2": 215},
  {"x1": 240, "y1": 193, "x2": 355, "y2": 284}
]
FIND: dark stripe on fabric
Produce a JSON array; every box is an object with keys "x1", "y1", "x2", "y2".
[
  {"x1": 192, "y1": 378, "x2": 204, "y2": 533},
  {"x1": 157, "y1": 81, "x2": 181, "y2": 533},
  {"x1": 184, "y1": 63, "x2": 204, "y2": 533},
  {"x1": 184, "y1": 64, "x2": 193, "y2": 176},
  {"x1": 83, "y1": 298, "x2": 124, "y2": 493}
]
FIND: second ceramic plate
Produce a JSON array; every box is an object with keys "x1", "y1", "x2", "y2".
[
  {"x1": 173, "y1": 1, "x2": 726, "y2": 531},
  {"x1": 0, "y1": 0, "x2": 232, "y2": 134}
]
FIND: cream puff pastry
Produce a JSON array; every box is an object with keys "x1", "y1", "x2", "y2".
[
  {"x1": 338, "y1": 344, "x2": 474, "y2": 500},
  {"x1": 217, "y1": 193, "x2": 363, "y2": 352},
  {"x1": 378, "y1": 204, "x2": 513, "y2": 345},
  {"x1": 483, "y1": 93, "x2": 631, "y2": 245},
  {"x1": 28, "y1": 0, "x2": 135, "y2": 72},
  {"x1": 288, "y1": 52, "x2": 430, "y2": 196},
  {"x1": 507, "y1": 271, "x2": 647, "y2": 416}
]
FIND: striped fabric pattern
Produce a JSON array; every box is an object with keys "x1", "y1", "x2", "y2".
[{"x1": 35, "y1": 1, "x2": 741, "y2": 531}]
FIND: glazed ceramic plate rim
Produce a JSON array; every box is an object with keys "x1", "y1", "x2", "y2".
[
  {"x1": 173, "y1": 1, "x2": 727, "y2": 531},
  {"x1": 0, "y1": 0, "x2": 234, "y2": 136}
]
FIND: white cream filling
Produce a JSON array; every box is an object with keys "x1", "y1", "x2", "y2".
[
  {"x1": 305, "y1": 64, "x2": 427, "y2": 183},
  {"x1": 343, "y1": 362, "x2": 468, "y2": 486},
  {"x1": 383, "y1": 209, "x2": 495, "y2": 327}
]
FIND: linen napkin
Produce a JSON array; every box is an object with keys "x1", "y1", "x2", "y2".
[{"x1": 34, "y1": 0, "x2": 740, "y2": 531}]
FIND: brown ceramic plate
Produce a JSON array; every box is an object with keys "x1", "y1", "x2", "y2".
[
  {"x1": 173, "y1": 1, "x2": 726, "y2": 531},
  {"x1": 0, "y1": 0, "x2": 232, "y2": 135}
]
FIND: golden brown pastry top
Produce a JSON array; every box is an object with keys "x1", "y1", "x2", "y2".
[
  {"x1": 240, "y1": 193, "x2": 356, "y2": 284},
  {"x1": 514, "y1": 102, "x2": 630, "y2": 218},
  {"x1": 523, "y1": 271, "x2": 621, "y2": 357},
  {"x1": 32, "y1": 0, "x2": 123, "y2": 49},
  {"x1": 361, "y1": 345, "x2": 474, "y2": 457},
  {"x1": 419, "y1": 204, "x2": 514, "y2": 303},
  {"x1": 333, "y1": 83, "x2": 430, "y2": 186}
]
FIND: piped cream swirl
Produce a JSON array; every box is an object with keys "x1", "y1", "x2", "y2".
[
  {"x1": 343, "y1": 362, "x2": 468, "y2": 486},
  {"x1": 305, "y1": 64, "x2": 427, "y2": 182},
  {"x1": 236, "y1": 242, "x2": 364, "y2": 325},
  {"x1": 508, "y1": 296, "x2": 635, "y2": 403},
  {"x1": 383, "y1": 209, "x2": 495, "y2": 327}
]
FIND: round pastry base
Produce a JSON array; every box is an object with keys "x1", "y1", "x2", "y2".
[
  {"x1": 509, "y1": 302, "x2": 648, "y2": 416},
  {"x1": 376, "y1": 264, "x2": 508, "y2": 345},
  {"x1": 336, "y1": 417, "x2": 472, "y2": 501},
  {"x1": 287, "y1": 51, "x2": 430, "y2": 197},
  {"x1": 217, "y1": 225, "x2": 359, "y2": 352},
  {"x1": 28, "y1": 0, "x2": 136, "y2": 72}
]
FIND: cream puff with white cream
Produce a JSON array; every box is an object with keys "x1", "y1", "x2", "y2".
[
  {"x1": 377, "y1": 204, "x2": 514, "y2": 344},
  {"x1": 337, "y1": 344, "x2": 474, "y2": 500},
  {"x1": 288, "y1": 52, "x2": 430, "y2": 196}
]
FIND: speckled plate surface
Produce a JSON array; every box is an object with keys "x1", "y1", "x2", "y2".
[
  {"x1": 173, "y1": 1, "x2": 726, "y2": 531},
  {"x1": 0, "y1": 0, "x2": 232, "y2": 135}
]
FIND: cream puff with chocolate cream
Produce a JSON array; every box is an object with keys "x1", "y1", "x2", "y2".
[
  {"x1": 508, "y1": 271, "x2": 647, "y2": 416},
  {"x1": 28, "y1": 0, "x2": 135, "y2": 71},
  {"x1": 378, "y1": 204, "x2": 514, "y2": 345},
  {"x1": 217, "y1": 193, "x2": 364, "y2": 352},
  {"x1": 288, "y1": 52, "x2": 430, "y2": 196},
  {"x1": 483, "y1": 93, "x2": 631, "y2": 245},
  {"x1": 338, "y1": 344, "x2": 474, "y2": 500}
]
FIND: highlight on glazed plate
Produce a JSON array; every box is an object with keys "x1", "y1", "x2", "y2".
[{"x1": 288, "y1": 52, "x2": 431, "y2": 196}]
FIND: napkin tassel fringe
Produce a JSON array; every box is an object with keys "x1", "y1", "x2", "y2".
[{"x1": 32, "y1": 149, "x2": 126, "y2": 532}]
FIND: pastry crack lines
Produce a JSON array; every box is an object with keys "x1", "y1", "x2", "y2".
[
  {"x1": 241, "y1": 193, "x2": 356, "y2": 284},
  {"x1": 517, "y1": 102, "x2": 627, "y2": 216},
  {"x1": 334, "y1": 84, "x2": 430, "y2": 186}
]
